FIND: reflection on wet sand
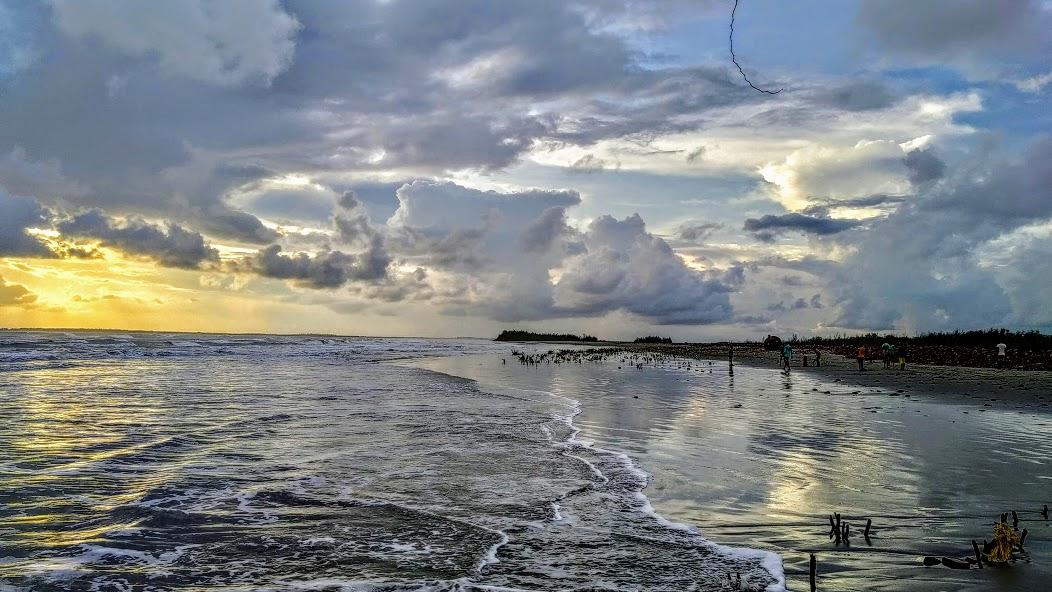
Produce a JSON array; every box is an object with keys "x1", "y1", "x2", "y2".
[{"x1": 419, "y1": 352, "x2": 1052, "y2": 591}]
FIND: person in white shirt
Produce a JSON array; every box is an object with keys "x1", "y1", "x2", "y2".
[{"x1": 996, "y1": 342, "x2": 1007, "y2": 368}]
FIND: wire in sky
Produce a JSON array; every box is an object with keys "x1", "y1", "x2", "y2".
[{"x1": 730, "y1": 0, "x2": 783, "y2": 95}]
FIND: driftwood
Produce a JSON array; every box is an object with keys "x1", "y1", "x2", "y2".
[{"x1": 940, "y1": 557, "x2": 972, "y2": 569}]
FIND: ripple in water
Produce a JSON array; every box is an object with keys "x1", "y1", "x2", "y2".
[{"x1": 0, "y1": 332, "x2": 782, "y2": 591}]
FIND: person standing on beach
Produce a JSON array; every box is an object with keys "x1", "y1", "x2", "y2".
[
  {"x1": 898, "y1": 343, "x2": 907, "y2": 370},
  {"x1": 881, "y1": 341, "x2": 893, "y2": 369},
  {"x1": 996, "y1": 342, "x2": 1007, "y2": 368},
  {"x1": 856, "y1": 344, "x2": 866, "y2": 371},
  {"x1": 782, "y1": 343, "x2": 793, "y2": 372},
  {"x1": 813, "y1": 348, "x2": 821, "y2": 367}
]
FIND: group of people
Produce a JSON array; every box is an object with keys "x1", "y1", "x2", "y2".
[
  {"x1": 774, "y1": 338, "x2": 1014, "y2": 373},
  {"x1": 850, "y1": 342, "x2": 908, "y2": 372}
]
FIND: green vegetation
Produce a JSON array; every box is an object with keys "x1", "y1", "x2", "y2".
[
  {"x1": 634, "y1": 336, "x2": 673, "y2": 344},
  {"x1": 788, "y1": 328, "x2": 1051, "y2": 350},
  {"x1": 495, "y1": 330, "x2": 598, "y2": 342}
]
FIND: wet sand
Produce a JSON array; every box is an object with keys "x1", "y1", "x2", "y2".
[
  {"x1": 418, "y1": 346, "x2": 1052, "y2": 591},
  {"x1": 593, "y1": 342, "x2": 1052, "y2": 410}
]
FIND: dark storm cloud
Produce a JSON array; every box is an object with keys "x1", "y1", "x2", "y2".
[
  {"x1": 677, "y1": 222, "x2": 723, "y2": 243},
  {"x1": 198, "y1": 207, "x2": 279, "y2": 244},
  {"x1": 247, "y1": 243, "x2": 389, "y2": 290},
  {"x1": 57, "y1": 210, "x2": 219, "y2": 269},
  {"x1": 0, "y1": 192, "x2": 54, "y2": 257},
  {"x1": 744, "y1": 213, "x2": 863, "y2": 238},
  {"x1": 520, "y1": 207, "x2": 573, "y2": 253},
  {"x1": 903, "y1": 148, "x2": 946, "y2": 185},
  {"x1": 856, "y1": 0, "x2": 1050, "y2": 68},
  {"x1": 819, "y1": 80, "x2": 896, "y2": 112}
]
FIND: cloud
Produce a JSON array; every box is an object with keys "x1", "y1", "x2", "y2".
[
  {"x1": 570, "y1": 153, "x2": 619, "y2": 173},
  {"x1": 0, "y1": 275, "x2": 38, "y2": 307},
  {"x1": 0, "y1": 147, "x2": 87, "y2": 199},
  {"x1": 228, "y1": 177, "x2": 339, "y2": 225},
  {"x1": 823, "y1": 137, "x2": 1052, "y2": 331},
  {"x1": 46, "y1": 0, "x2": 300, "y2": 86},
  {"x1": 800, "y1": 193, "x2": 906, "y2": 218},
  {"x1": 744, "y1": 213, "x2": 862, "y2": 239},
  {"x1": 903, "y1": 147, "x2": 946, "y2": 185},
  {"x1": 819, "y1": 80, "x2": 896, "y2": 112},
  {"x1": 856, "y1": 0, "x2": 1051, "y2": 75},
  {"x1": 57, "y1": 210, "x2": 219, "y2": 269},
  {"x1": 387, "y1": 181, "x2": 581, "y2": 270},
  {"x1": 520, "y1": 207, "x2": 574, "y2": 253},
  {"x1": 760, "y1": 139, "x2": 916, "y2": 210},
  {"x1": 1015, "y1": 71, "x2": 1052, "y2": 94},
  {"x1": 553, "y1": 214, "x2": 737, "y2": 324},
  {"x1": 0, "y1": 0, "x2": 1046, "y2": 337},
  {"x1": 247, "y1": 246, "x2": 360, "y2": 289},
  {"x1": 0, "y1": 192, "x2": 54, "y2": 257},
  {"x1": 379, "y1": 181, "x2": 738, "y2": 324},
  {"x1": 677, "y1": 222, "x2": 723, "y2": 243}
]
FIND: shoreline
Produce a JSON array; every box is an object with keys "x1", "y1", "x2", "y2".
[
  {"x1": 560, "y1": 389, "x2": 788, "y2": 592},
  {"x1": 405, "y1": 357, "x2": 788, "y2": 591},
  {"x1": 454, "y1": 346, "x2": 1052, "y2": 591}
]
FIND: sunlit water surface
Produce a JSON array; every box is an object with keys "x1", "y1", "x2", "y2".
[
  {"x1": 418, "y1": 351, "x2": 1052, "y2": 592},
  {"x1": 0, "y1": 333, "x2": 780, "y2": 591}
]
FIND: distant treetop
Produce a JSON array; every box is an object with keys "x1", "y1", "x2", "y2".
[
  {"x1": 495, "y1": 329, "x2": 598, "y2": 342},
  {"x1": 634, "y1": 336, "x2": 673, "y2": 344}
]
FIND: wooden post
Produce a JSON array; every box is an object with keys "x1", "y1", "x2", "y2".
[
  {"x1": 971, "y1": 540, "x2": 983, "y2": 568},
  {"x1": 1020, "y1": 528, "x2": 1028, "y2": 550},
  {"x1": 809, "y1": 553, "x2": 817, "y2": 591},
  {"x1": 863, "y1": 518, "x2": 872, "y2": 540}
]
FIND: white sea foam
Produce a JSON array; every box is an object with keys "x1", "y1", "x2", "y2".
[
  {"x1": 536, "y1": 387, "x2": 787, "y2": 592},
  {"x1": 0, "y1": 350, "x2": 58, "y2": 362},
  {"x1": 478, "y1": 529, "x2": 510, "y2": 570}
]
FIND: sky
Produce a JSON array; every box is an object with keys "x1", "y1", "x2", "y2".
[{"x1": 0, "y1": 0, "x2": 1050, "y2": 340}]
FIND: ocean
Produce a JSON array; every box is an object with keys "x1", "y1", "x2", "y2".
[{"x1": 0, "y1": 332, "x2": 781, "y2": 591}]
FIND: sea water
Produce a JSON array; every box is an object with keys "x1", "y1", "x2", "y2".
[{"x1": 0, "y1": 332, "x2": 781, "y2": 591}]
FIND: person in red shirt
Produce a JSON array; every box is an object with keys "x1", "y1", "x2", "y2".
[{"x1": 856, "y1": 345, "x2": 866, "y2": 371}]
